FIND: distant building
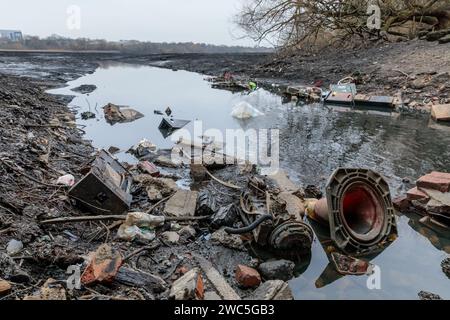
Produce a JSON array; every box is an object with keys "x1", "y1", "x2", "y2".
[{"x1": 0, "y1": 30, "x2": 23, "y2": 42}]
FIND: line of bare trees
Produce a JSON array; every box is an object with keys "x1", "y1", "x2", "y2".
[
  {"x1": 0, "y1": 35, "x2": 271, "y2": 54},
  {"x1": 235, "y1": 0, "x2": 450, "y2": 48}
]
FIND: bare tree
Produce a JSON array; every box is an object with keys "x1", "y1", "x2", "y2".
[{"x1": 236, "y1": 0, "x2": 450, "y2": 48}]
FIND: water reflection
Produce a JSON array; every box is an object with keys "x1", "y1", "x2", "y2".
[
  {"x1": 48, "y1": 63, "x2": 450, "y2": 300},
  {"x1": 308, "y1": 219, "x2": 394, "y2": 290}
]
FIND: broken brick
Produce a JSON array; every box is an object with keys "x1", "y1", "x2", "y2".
[
  {"x1": 0, "y1": 279, "x2": 11, "y2": 296},
  {"x1": 417, "y1": 172, "x2": 450, "y2": 193},
  {"x1": 81, "y1": 244, "x2": 123, "y2": 285},
  {"x1": 138, "y1": 161, "x2": 160, "y2": 177},
  {"x1": 235, "y1": 265, "x2": 261, "y2": 288},
  {"x1": 393, "y1": 195, "x2": 410, "y2": 211},
  {"x1": 407, "y1": 187, "x2": 430, "y2": 202}
]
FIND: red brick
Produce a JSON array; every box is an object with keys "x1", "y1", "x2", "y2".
[
  {"x1": 407, "y1": 187, "x2": 430, "y2": 202},
  {"x1": 393, "y1": 195, "x2": 410, "y2": 211},
  {"x1": 430, "y1": 171, "x2": 450, "y2": 180},
  {"x1": 417, "y1": 172, "x2": 450, "y2": 193},
  {"x1": 235, "y1": 265, "x2": 261, "y2": 288},
  {"x1": 81, "y1": 244, "x2": 123, "y2": 285},
  {"x1": 138, "y1": 161, "x2": 160, "y2": 177}
]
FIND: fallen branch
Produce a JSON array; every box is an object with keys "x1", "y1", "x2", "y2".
[
  {"x1": 205, "y1": 168, "x2": 242, "y2": 190},
  {"x1": 123, "y1": 242, "x2": 160, "y2": 261},
  {"x1": 0, "y1": 227, "x2": 14, "y2": 235},
  {"x1": 0, "y1": 158, "x2": 62, "y2": 188},
  {"x1": 40, "y1": 215, "x2": 126, "y2": 225},
  {"x1": 394, "y1": 69, "x2": 413, "y2": 79},
  {"x1": 40, "y1": 214, "x2": 210, "y2": 225},
  {"x1": 0, "y1": 204, "x2": 17, "y2": 215}
]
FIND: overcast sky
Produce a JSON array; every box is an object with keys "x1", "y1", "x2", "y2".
[{"x1": 0, "y1": 0, "x2": 255, "y2": 46}]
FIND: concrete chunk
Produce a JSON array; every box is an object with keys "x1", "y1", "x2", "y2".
[
  {"x1": 164, "y1": 190, "x2": 198, "y2": 217},
  {"x1": 235, "y1": 265, "x2": 261, "y2": 288},
  {"x1": 258, "y1": 260, "x2": 295, "y2": 282},
  {"x1": 248, "y1": 280, "x2": 294, "y2": 300}
]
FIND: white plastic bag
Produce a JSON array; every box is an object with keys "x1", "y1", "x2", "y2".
[{"x1": 231, "y1": 102, "x2": 264, "y2": 120}]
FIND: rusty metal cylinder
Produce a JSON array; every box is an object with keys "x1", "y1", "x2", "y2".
[
  {"x1": 306, "y1": 168, "x2": 398, "y2": 253},
  {"x1": 312, "y1": 198, "x2": 330, "y2": 224}
]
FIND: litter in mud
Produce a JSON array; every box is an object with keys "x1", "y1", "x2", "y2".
[
  {"x1": 138, "y1": 161, "x2": 160, "y2": 177},
  {"x1": 69, "y1": 150, "x2": 133, "y2": 215},
  {"x1": 305, "y1": 168, "x2": 398, "y2": 254},
  {"x1": 285, "y1": 85, "x2": 322, "y2": 102}
]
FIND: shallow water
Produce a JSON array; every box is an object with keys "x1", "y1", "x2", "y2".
[{"x1": 49, "y1": 63, "x2": 450, "y2": 300}]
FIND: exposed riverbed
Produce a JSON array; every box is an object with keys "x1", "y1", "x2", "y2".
[{"x1": 49, "y1": 62, "x2": 450, "y2": 300}]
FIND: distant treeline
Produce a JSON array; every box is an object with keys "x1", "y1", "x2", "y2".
[{"x1": 0, "y1": 35, "x2": 272, "y2": 53}]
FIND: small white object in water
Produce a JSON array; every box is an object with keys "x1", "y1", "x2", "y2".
[
  {"x1": 7, "y1": 239, "x2": 23, "y2": 256},
  {"x1": 231, "y1": 102, "x2": 264, "y2": 120}
]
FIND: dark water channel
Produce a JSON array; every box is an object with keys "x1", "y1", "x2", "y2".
[{"x1": 49, "y1": 62, "x2": 450, "y2": 300}]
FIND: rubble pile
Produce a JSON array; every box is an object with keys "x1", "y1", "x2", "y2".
[{"x1": 0, "y1": 75, "x2": 309, "y2": 300}]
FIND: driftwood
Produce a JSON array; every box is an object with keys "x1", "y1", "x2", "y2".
[
  {"x1": 194, "y1": 254, "x2": 241, "y2": 300},
  {"x1": 116, "y1": 267, "x2": 167, "y2": 293}
]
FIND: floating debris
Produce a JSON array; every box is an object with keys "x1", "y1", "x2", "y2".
[{"x1": 103, "y1": 103, "x2": 144, "y2": 125}]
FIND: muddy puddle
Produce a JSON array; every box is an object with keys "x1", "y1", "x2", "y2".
[{"x1": 49, "y1": 62, "x2": 450, "y2": 300}]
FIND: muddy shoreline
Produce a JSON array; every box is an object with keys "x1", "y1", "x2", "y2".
[
  {"x1": 0, "y1": 53, "x2": 301, "y2": 300},
  {"x1": 119, "y1": 40, "x2": 450, "y2": 113}
]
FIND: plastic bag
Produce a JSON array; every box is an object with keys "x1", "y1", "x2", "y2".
[
  {"x1": 117, "y1": 212, "x2": 166, "y2": 241},
  {"x1": 231, "y1": 102, "x2": 264, "y2": 120},
  {"x1": 117, "y1": 225, "x2": 156, "y2": 241},
  {"x1": 125, "y1": 212, "x2": 166, "y2": 228}
]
